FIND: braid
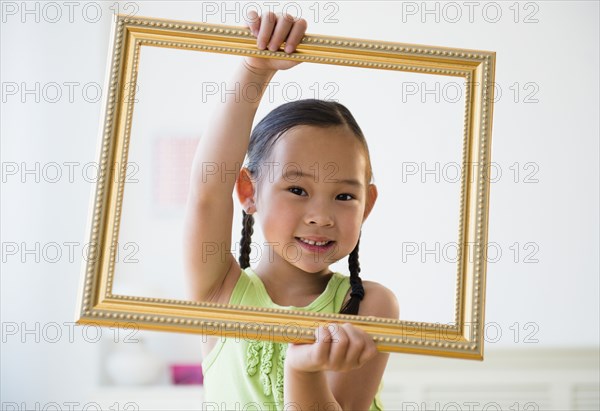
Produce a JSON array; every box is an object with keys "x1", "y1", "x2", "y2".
[
  {"x1": 339, "y1": 237, "x2": 365, "y2": 315},
  {"x1": 239, "y1": 210, "x2": 254, "y2": 269}
]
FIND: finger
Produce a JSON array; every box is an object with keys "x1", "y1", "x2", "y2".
[
  {"x1": 256, "y1": 11, "x2": 277, "y2": 50},
  {"x1": 357, "y1": 333, "x2": 379, "y2": 366},
  {"x1": 313, "y1": 325, "x2": 333, "y2": 367},
  {"x1": 245, "y1": 10, "x2": 261, "y2": 37},
  {"x1": 326, "y1": 323, "x2": 349, "y2": 369},
  {"x1": 267, "y1": 13, "x2": 295, "y2": 52},
  {"x1": 283, "y1": 18, "x2": 307, "y2": 54},
  {"x1": 341, "y1": 323, "x2": 369, "y2": 368}
]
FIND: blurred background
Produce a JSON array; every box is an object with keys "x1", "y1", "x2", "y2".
[{"x1": 2, "y1": 1, "x2": 598, "y2": 410}]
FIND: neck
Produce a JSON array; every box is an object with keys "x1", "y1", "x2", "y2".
[{"x1": 253, "y1": 255, "x2": 333, "y2": 307}]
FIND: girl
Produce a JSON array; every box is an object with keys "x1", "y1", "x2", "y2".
[{"x1": 183, "y1": 11, "x2": 399, "y2": 411}]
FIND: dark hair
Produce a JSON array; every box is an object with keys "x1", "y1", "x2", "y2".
[{"x1": 239, "y1": 99, "x2": 373, "y2": 315}]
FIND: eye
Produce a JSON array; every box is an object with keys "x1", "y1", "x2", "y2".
[
  {"x1": 337, "y1": 193, "x2": 355, "y2": 201},
  {"x1": 288, "y1": 187, "x2": 307, "y2": 196}
]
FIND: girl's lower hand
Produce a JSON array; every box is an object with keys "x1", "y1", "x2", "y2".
[
  {"x1": 244, "y1": 10, "x2": 307, "y2": 73},
  {"x1": 285, "y1": 323, "x2": 379, "y2": 373}
]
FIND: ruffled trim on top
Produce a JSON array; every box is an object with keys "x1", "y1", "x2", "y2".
[
  {"x1": 274, "y1": 343, "x2": 287, "y2": 406},
  {"x1": 246, "y1": 340, "x2": 288, "y2": 408}
]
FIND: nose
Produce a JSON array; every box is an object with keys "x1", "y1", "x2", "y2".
[{"x1": 305, "y1": 199, "x2": 334, "y2": 227}]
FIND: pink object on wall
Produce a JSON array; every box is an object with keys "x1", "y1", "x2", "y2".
[
  {"x1": 170, "y1": 364, "x2": 203, "y2": 385},
  {"x1": 153, "y1": 137, "x2": 199, "y2": 207}
]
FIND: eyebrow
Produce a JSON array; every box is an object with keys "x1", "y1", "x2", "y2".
[{"x1": 281, "y1": 169, "x2": 364, "y2": 188}]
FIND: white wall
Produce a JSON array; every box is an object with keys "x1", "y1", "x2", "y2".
[{"x1": 1, "y1": 0, "x2": 598, "y2": 407}]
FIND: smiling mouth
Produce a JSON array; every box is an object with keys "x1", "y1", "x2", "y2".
[{"x1": 295, "y1": 237, "x2": 334, "y2": 247}]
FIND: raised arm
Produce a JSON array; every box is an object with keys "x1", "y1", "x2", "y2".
[{"x1": 183, "y1": 11, "x2": 307, "y2": 302}]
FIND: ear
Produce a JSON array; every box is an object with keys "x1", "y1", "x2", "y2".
[
  {"x1": 362, "y1": 184, "x2": 378, "y2": 222},
  {"x1": 236, "y1": 167, "x2": 257, "y2": 214}
]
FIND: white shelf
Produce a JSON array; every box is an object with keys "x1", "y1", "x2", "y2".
[{"x1": 90, "y1": 386, "x2": 204, "y2": 410}]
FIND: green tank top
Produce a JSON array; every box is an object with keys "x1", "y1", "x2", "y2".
[{"x1": 201, "y1": 267, "x2": 385, "y2": 410}]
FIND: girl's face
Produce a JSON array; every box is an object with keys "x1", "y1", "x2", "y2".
[{"x1": 239, "y1": 125, "x2": 377, "y2": 274}]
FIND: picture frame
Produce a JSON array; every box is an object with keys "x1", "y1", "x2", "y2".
[{"x1": 75, "y1": 14, "x2": 496, "y2": 360}]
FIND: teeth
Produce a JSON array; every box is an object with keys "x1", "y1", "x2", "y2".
[{"x1": 299, "y1": 238, "x2": 330, "y2": 246}]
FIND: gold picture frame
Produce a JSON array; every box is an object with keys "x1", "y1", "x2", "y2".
[{"x1": 76, "y1": 14, "x2": 496, "y2": 360}]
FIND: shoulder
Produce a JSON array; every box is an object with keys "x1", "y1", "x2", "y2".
[{"x1": 358, "y1": 280, "x2": 400, "y2": 319}]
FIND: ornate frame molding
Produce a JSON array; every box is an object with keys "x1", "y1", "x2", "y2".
[{"x1": 76, "y1": 15, "x2": 496, "y2": 359}]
